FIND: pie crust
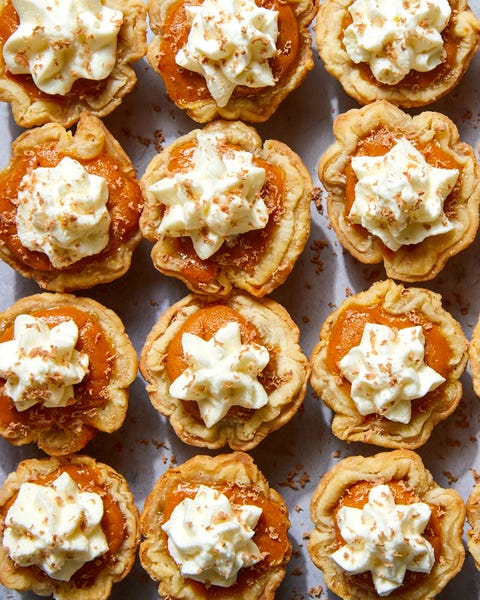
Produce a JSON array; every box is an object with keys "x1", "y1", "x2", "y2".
[
  {"x1": 0, "y1": 454, "x2": 139, "y2": 600},
  {"x1": 0, "y1": 0, "x2": 147, "y2": 128},
  {"x1": 0, "y1": 112, "x2": 144, "y2": 292},
  {"x1": 140, "y1": 290, "x2": 310, "y2": 450},
  {"x1": 467, "y1": 312, "x2": 480, "y2": 399},
  {"x1": 316, "y1": 0, "x2": 480, "y2": 107},
  {"x1": 318, "y1": 100, "x2": 480, "y2": 282},
  {"x1": 146, "y1": 0, "x2": 315, "y2": 123},
  {"x1": 308, "y1": 449, "x2": 466, "y2": 600},
  {"x1": 309, "y1": 279, "x2": 468, "y2": 449},
  {"x1": 466, "y1": 482, "x2": 480, "y2": 571},
  {"x1": 140, "y1": 451, "x2": 291, "y2": 599},
  {"x1": 0, "y1": 292, "x2": 137, "y2": 455},
  {"x1": 140, "y1": 120, "x2": 312, "y2": 297}
]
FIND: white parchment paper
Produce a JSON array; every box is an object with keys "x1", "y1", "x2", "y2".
[{"x1": 1, "y1": 2, "x2": 480, "y2": 598}]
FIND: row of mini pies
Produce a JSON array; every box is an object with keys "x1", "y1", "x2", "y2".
[
  {"x1": 1, "y1": 100, "x2": 480, "y2": 296},
  {"x1": 1, "y1": 0, "x2": 480, "y2": 129},
  {"x1": 0, "y1": 447, "x2": 479, "y2": 599},
  {"x1": 0, "y1": 278, "x2": 476, "y2": 456}
]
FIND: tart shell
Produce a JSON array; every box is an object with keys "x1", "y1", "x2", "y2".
[
  {"x1": 309, "y1": 279, "x2": 468, "y2": 449},
  {"x1": 308, "y1": 449, "x2": 466, "y2": 600},
  {"x1": 140, "y1": 290, "x2": 310, "y2": 450},
  {"x1": 0, "y1": 454, "x2": 140, "y2": 600},
  {"x1": 318, "y1": 100, "x2": 480, "y2": 282},
  {"x1": 140, "y1": 451, "x2": 291, "y2": 599},
  {"x1": 140, "y1": 120, "x2": 312, "y2": 297},
  {"x1": 0, "y1": 292, "x2": 137, "y2": 455},
  {"x1": 0, "y1": 0, "x2": 147, "y2": 128},
  {"x1": 316, "y1": 0, "x2": 480, "y2": 108}
]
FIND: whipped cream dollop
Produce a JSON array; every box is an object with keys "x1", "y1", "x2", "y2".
[
  {"x1": 149, "y1": 131, "x2": 269, "y2": 259},
  {"x1": 3, "y1": 471, "x2": 108, "y2": 581},
  {"x1": 349, "y1": 137, "x2": 458, "y2": 251},
  {"x1": 3, "y1": 0, "x2": 123, "y2": 95},
  {"x1": 331, "y1": 484, "x2": 435, "y2": 596},
  {"x1": 16, "y1": 156, "x2": 111, "y2": 267},
  {"x1": 169, "y1": 320, "x2": 269, "y2": 427},
  {"x1": 162, "y1": 484, "x2": 263, "y2": 587},
  {"x1": 343, "y1": 0, "x2": 451, "y2": 85},
  {"x1": 339, "y1": 323, "x2": 445, "y2": 423},
  {"x1": 176, "y1": 0, "x2": 278, "y2": 106},
  {"x1": 0, "y1": 314, "x2": 89, "y2": 412}
]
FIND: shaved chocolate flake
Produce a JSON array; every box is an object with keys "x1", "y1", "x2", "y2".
[
  {"x1": 442, "y1": 470, "x2": 458, "y2": 484},
  {"x1": 154, "y1": 129, "x2": 165, "y2": 153},
  {"x1": 312, "y1": 187, "x2": 323, "y2": 213}
]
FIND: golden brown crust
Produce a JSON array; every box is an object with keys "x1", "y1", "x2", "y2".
[
  {"x1": 316, "y1": 0, "x2": 480, "y2": 107},
  {"x1": 0, "y1": 454, "x2": 140, "y2": 600},
  {"x1": 140, "y1": 120, "x2": 312, "y2": 297},
  {"x1": 0, "y1": 292, "x2": 137, "y2": 455},
  {"x1": 309, "y1": 279, "x2": 468, "y2": 449},
  {"x1": 147, "y1": 0, "x2": 315, "y2": 123},
  {"x1": 308, "y1": 449, "x2": 466, "y2": 600},
  {"x1": 0, "y1": 112, "x2": 143, "y2": 291},
  {"x1": 140, "y1": 291, "x2": 309, "y2": 449},
  {"x1": 468, "y1": 314, "x2": 480, "y2": 399},
  {"x1": 466, "y1": 483, "x2": 480, "y2": 571},
  {"x1": 0, "y1": 0, "x2": 147, "y2": 128},
  {"x1": 318, "y1": 101, "x2": 480, "y2": 282},
  {"x1": 140, "y1": 451, "x2": 291, "y2": 599}
]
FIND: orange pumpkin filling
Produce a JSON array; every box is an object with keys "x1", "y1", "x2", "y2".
[
  {"x1": 1, "y1": 463, "x2": 126, "y2": 589},
  {"x1": 166, "y1": 304, "x2": 278, "y2": 421},
  {"x1": 0, "y1": 143, "x2": 143, "y2": 272},
  {"x1": 158, "y1": 140, "x2": 285, "y2": 285},
  {"x1": 0, "y1": 0, "x2": 117, "y2": 101},
  {"x1": 163, "y1": 481, "x2": 289, "y2": 596},
  {"x1": 341, "y1": 11, "x2": 458, "y2": 89},
  {"x1": 333, "y1": 480, "x2": 442, "y2": 593},
  {"x1": 157, "y1": 0, "x2": 300, "y2": 106},
  {"x1": 344, "y1": 126, "x2": 461, "y2": 229},
  {"x1": 0, "y1": 306, "x2": 115, "y2": 440},
  {"x1": 326, "y1": 303, "x2": 451, "y2": 414}
]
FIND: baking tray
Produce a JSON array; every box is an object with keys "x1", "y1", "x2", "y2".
[{"x1": 1, "y1": 2, "x2": 480, "y2": 597}]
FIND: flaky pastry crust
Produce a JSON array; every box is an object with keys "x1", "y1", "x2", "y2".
[
  {"x1": 309, "y1": 279, "x2": 468, "y2": 449},
  {"x1": 0, "y1": 0, "x2": 147, "y2": 128},
  {"x1": 318, "y1": 101, "x2": 480, "y2": 281},
  {"x1": 0, "y1": 112, "x2": 143, "y2": 291},
  {"x1": 0, "y1": 292, "x2": 137, "y2": 455},
  {"x1": 140, "y1": 451, "x2": 291, "y2": 599},
  {"x1": 316, "y1": 0, "x2": 480, "y2": 107},
  {"x1": 140, "y1": 291, "x2": 309, "y2": 449},
  {"x1": 140, "y1": 120, "x2": 312, "y2": 297},
  {"x1": 466, "y1": 482, "x2": 480, "y2": 571},
  {"x1": 147, "y1": 0, "x2": 315, "y2": 122},
  {"x1": 0, "y1": 454, "x2": 139, "y2": 600},
  {"x1": 308, "y1": 449, "x2": 466, "y2": 600},
  {"x1": 467, "y1": 313, "x2": 480, "y2": 399}
]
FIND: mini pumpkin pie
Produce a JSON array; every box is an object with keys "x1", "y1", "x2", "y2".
[
  {"x1": 466, "y1": 482, "x2": 480, "y2": 572},
  {"x1": 140, "y1": 290, "x2": 309, "y2": 449},
  {"x1": 0, "y1": 454, "x2": 139, "y2": 600},
  {"x1": 140, "y1": 451, "x2": 291, "y2": 599},
  {"x1": 146, "y1": 0, "x2": 315, "y2": 123},
  {"x1": 318, "y1": 100, "x2": 480, "y2": 282},
  {"x1": 140, "y1": 120, "x2": 312, "y2": 297},
  {"x1": 0, "y1": 292, "x2": 137, "y2": 455},
  {"x1": 0, "y1": 0, "x2": 146, "y2": 128},
  {"x1": 308, "y1": 449, "x2": 465, "y2": 600},
  {"x1": 309, "y1": 279, "x2": 468, "y2": 449},
  {"x1": 0, "y1": 111, "x2": 144, "y2": 291},
  {"x1": 316, "y1": 0, "x2": 480, "y2": 107}
]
